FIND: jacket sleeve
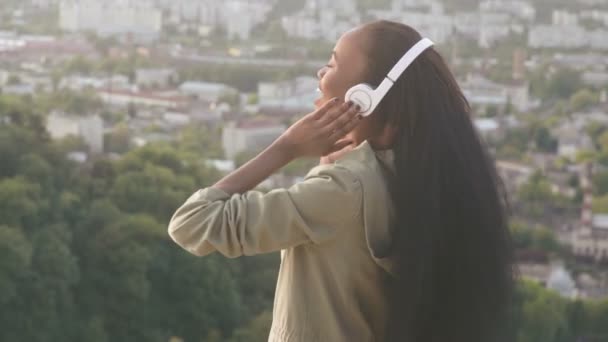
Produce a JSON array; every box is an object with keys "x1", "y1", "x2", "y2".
[{"x1": 167, "y1": 164, "x2": 361, "y2": 258}]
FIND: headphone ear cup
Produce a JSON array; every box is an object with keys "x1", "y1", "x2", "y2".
[{"x1": 345, "y1": 83, "x2": 375, "y2": 117}]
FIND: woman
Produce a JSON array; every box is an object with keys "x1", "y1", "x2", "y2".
[{"x1": 168, "y1": 20, "x2": 515, "y2": 342}]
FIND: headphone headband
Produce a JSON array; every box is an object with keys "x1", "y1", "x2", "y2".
[{"x1": 387, "y1": 38, "x2": 435, "y2": 83}]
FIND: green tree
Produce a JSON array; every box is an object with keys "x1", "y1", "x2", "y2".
[
  {"x1": 517, "y1": 172, "x2": 553, "y2": 202},
  {"x1": 592, "y1": 194, "x2": 608, "y2": 213},
  {"x1": 587, "y1": 298, "x2": 608, "y2": 337},
  {"x1": 510, "y1": 221, "x2": 562, "y2": 254},
  {"x1": 81, "y1": 214, "x2": 165, "y2": 342},
  {"x1": 177, "y1": 124, "x2": 223, "y2": 159},
  {"x1": 592, "y1": 171, "x2": 608, "y2": 196},
  {"x1": 545, "y1": 69, "x2": 583, "y2": 100},
  {"x1": 0, "y1": 226, "x2": 32, "y2": 305},
  {"x1": 497, "y1": 126, "x2": 531, "y2": 160},
  {"x1": 24, "y1": 224, "x2": 80, "y2": 341},
  {"x1": 63, "y1": 56, "x2": 96, "y2": 75},
  {"x1": 0, "y1": 177, "x2": 45, "y2": 230},
  {"x1": 150, "y1": 250, "x2": 243, "y2": 341},
  {"x1": 586, "y1": 121, "x2": 606, "y2": 148},
  {"x1": 515, "y1": 281, "x2": 569, "y2": 342},
  {"x1": 0, "y1": 225, "x2": 33, "y2": 341},
  {"x1": 7, "y1": 74, "x2": 20, "y2": 85},
  {"x1": 110, "y1": 164, "x2": 194, "y2": 221},
  {"x1": 247, "y1": 93, "x2": 259, "y2": 105},
  {"x1": 517, "y1": 171, "x2": 555, "y2": 217},
  {"x1": 218, "y1": 91, "x2": 240, "y2": 107},
  {"x1": 104, "y1": 123, "x2": 131, "y2": 154},
  {"x1": 570, "y1": 89, "x2": 599, "y2": 112},
  {"x1": 485, "y1": 104, "x2": 499, "y2": 117},
  {"x1": 533, "y1": 126, "x2": 558, "y2": 153}
]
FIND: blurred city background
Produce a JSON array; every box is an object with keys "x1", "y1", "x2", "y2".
[{"x1": 0, "y1": 0, "x2": 608, "y2": 341}]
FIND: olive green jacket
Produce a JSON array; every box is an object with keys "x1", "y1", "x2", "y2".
[{"x1": 168, "y1": 140, "x2": 396, "y2": 341}]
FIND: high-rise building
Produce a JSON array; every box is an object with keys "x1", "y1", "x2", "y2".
[{"x1": 59, "y1": 0, "x2": 162, "y2": 40}]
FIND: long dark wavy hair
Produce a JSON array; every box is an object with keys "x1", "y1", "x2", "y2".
[{"x1": 358, "y1": 20, "x2": 515, "y2": 342}]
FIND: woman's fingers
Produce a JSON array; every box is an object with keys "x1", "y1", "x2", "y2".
[
  {"x1": 318, "y1": 100, "x2": 353, "y2": 125},
  {"x1": 326, "y1": 104, "x2": 362, "y2": 140},
  {"x1": 311, "y1": 97, "x2": 341, "y2": 120},
  {"x1": 335, "y1": 112, "x2": 363, "y2": 139}
]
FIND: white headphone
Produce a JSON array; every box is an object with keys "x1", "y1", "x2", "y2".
[{"x1": 345, "y1": 37, "x2": 434, "y2": 117}]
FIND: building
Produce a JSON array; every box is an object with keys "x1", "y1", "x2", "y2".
[
  {"x1": 453, "y1": 12, "x2": 480, "y2": 38},
  {"x1": 552, "y1": 10, "x2": 579, "y2": 26},
  {"x1": 547, "y1": 264, "x2": 577, "y2": 298},
  {"x1": 554, "y1": 112, "x2": 608, "y2": 159},
  {"x1": 222, "y1": 118, "x2": 286, "y2": 159},
  {"x1": 589, "y1": 30, "x2": 608, "y2": 50},
  {"x1": 135, "y1": 68, "x2": 177, "y2": 89},
  {"x1": 528, "y1": 25, "x2": 608, "y2": 50},
  {"x1": 555, "y1": 125, "x2": 593, "y2": 159},
  {"x1": 282, "y1": 0, "x2": 360, "y2": 42},
  {"x1": 98, "y1": 89, "x2": 188, "y2": 109},
  {"x1": 496, "y1": 160, "x2": 533, "y2": 194},
  {"x1": 258, "y1": 76, "x2": 317, "y2": 110},
  {"x1": 474, "y1": 118, "x2": 503, "y2": 142},
  {"x1": 576, "y1": 273, "x2": 608, "y2": 299},
  {"x1": 32, "y1": 0, "x2": 60, "y2": 8},
  {"x1": 368, "y1": 5, "x2": 453, "y2": 44},
  {"x1": 0, "y1": 34, "x2": 96, "y2": 62},
  {"x1": 528, "y1": 25, "x2": 587, "y2": 49},
  {"x1": 583, "y1": 71, "x2": 608, "y2": 87},
  {"x1": 3, "y1": 82, "x2": 36, "y2": 95},
  {"x1": 163, "y1": 111, "x2": 191, "y2": 127},
  {"x1": 552, "y1": 53, "x2": 608, "y2": 71},
  {"x1": 479, "y1": 0, "x2": 536, "y2": 21},
  {"x1": 59, "y1": 75, "x2": 130, "y2": 92},
  {"x1": 505, "y1": 80, "x2": 531, "y2": 112},
  {"x1": 59, "y1": 0, "x2": 162, "y2": 40},
  {"x1": 281, "y1": 15, "x2": 321, "y2": 40},
  {"x1": 178, "y1": 81, "x2": 238, "y2": 103},
  {"x1": 477, "y1": 12, "x2": 511, "y2": 48},
  {"x1": 580, "y1": 9, "x2": 608, "y2": 26},
  {"x1": 460, "y1": 74, "x2": 532, "y2": 113},
  {"x1": 46, "y1": 111, "x2": 104, "y2": 153},
  {"x1": 168, "y1": 0, "x2": 274, "y2": 41},
  {"x1": 461, "y1": 74, "x2": 507, "y2": 109},
  {"x1": 400, "y1": 12, "x2": 454, "y2": 44},
  {"x1": 0, "y1": 32, "x2": 26, "y2": 53}
]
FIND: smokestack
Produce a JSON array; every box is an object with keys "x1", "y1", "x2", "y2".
[
  {"x1": 580, "y1": 162, "x2": 593, "y2": 234},
  {"x1": 512, "y1": 48, "x2": 526, "y2": 81}
]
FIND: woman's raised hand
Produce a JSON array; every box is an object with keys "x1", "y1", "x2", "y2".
[{"x1": 277, "y1": 98, "x2": 362, "y2": 159}]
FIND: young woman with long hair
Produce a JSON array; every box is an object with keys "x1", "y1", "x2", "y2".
[{"x1": 168, "y1": 20, "x2": 515, "y2": 342}]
